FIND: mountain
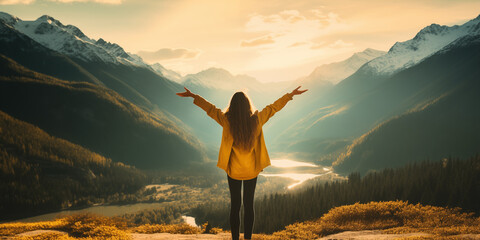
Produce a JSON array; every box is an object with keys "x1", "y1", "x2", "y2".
[
  {"x1": 0, "y1": 12, "x2": 221, "y2": 155},
  {"x1": 264, "y1": 48, "x2": 384, "y2": 150},
  {"x1": 0, "y1": 54, "x2": 206, "y2": 170},
  {"x1": 0, "y1": 12, "x2": 145, "y2": 66},
  {"x1": 0, "y1": 109, "x2": 147, "y2": 220},
  {"x1": 363, "y1": 15, "x2": 480, "y2": 76},
  {"x1": 182, "y1": 67, "x2": 292, "y2": 107},
  {"x1": 178, "y1": 49, "x2": 383, "y2": 157},
  {"x1": 183, "y1": 67, "x2": 266, "y2": 92},
  {"x1": 150, "y1": 63, "x2": 183, "y2": 83},
  {"x1": 333, "y1": 34, "x2": 480, "y2": 174},
  {"x1": 273, "y1": 15, "x2": 480, "y2": 165},
  {"x1": 297, "y1": 48, "x2": 386, "y2": 85},
  {"x1": 182, "y1": 67, "x2": 309, "y2": 151},
  {"x1": 182, "y1": 67, "x2": 295, "y2": 142},
  {"x1": 0, "y1": 12, "x2": 167, "y2": 108}
]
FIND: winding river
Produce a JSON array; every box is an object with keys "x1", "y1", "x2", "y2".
[{"x1": 261, "y1": 159, "x2": 333, "y2": 189}]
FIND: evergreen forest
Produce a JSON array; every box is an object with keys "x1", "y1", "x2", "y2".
[{"x1": 192, "y1": 156, "x2": 480, "y2": 233}]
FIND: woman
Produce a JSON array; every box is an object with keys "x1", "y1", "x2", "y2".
[{"x1": 177, "y1": 86, "x2": 307, "y2": 240}]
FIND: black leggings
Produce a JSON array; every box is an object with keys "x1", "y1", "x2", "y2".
[{"x1": 227, "y1": 175, "x2": 257, "y2": 240}]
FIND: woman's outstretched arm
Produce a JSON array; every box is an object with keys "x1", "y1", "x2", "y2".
[
  {"x1": 176, "y1": 87, "x2": 227, "y2": 126},
  {"x1": 258, "y1": 86, "x2": 308, "y2": 125}
]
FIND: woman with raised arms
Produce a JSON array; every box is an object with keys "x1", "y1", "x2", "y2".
[{"x1": 177, "y1": 86, "x2": 307, "y2": 240}]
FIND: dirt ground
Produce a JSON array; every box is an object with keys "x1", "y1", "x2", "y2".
[{"x1": 7, "y1": 230, "x2": 480, "y2": 240}]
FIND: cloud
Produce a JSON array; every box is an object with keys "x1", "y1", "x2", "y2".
[
  {"x1": 245, "y1": 9, "x2": 344, "y2": 34},
  {"x1": 328, "y1": 39, "x2": 353, "y2": 48},
  {"x1": 242, "y1": 9, "x2": 354, "y2": 72},
  {"x1": 137, "y1": 48, "x2": 201, "y2": 63},
  {"x1": 242, "y1": 9, "x2": 350, "y2": 51},
  {"x1": 310, "y1": 41, "x2": 326, "y2": 49},
  {"x1": 48, "y1": 0, "x2": 123, "y2": 4},
  {"x1": 289, "y1": 41, "x2": 309, "y2": 48},
  {"x1": 0, "y1": 0, "x2": 34, "y2": 4},
  {"x1": 241, "y1": 35, "x2": 275, "y2": 47}
]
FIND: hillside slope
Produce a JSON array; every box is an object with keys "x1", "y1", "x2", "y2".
[
  {"x1": 275, "y1": 17, "x2": 480, "y2": 164},
  {"x1": 0, "y1": 12, "x2": 217, "y2": 150},
  {"x1": 0, "y1": 54, "x2": 206, "y2": 170},
  {"x1": 334, "y1": 35, "x2": 480, "y2": 174},
  {"x1": 0, "y1": 109, "x2": 147, "y2": 220}
]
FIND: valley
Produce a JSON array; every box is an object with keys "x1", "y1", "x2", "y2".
[
  {"x1": 0, "y1": 7, "x2": 479, "y2": 239},
  {"x1": 10, "y1": 159, "x2": 339, "y2": 226}
]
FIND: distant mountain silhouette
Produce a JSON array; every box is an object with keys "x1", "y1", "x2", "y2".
[
  {"x1": 0, "y1": 54, "x2": 206, "y2": 170},
  {"x1": 296, "y1": 48, "x2": 386, "y2": 85},
  {"x1": 267, "y1": 49, "x2": 384, "y2": 154}
]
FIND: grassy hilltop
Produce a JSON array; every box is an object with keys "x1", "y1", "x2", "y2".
[{"x1": 1, "y1": 201, "x2": 479, "y2": 240}]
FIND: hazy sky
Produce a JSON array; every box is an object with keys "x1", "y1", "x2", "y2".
[{"x1": 1, "y1": 0, "x2": 480, "y2": 82}]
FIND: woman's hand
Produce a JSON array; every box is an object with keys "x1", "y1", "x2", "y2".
[
  {"x1": 176, "y1": 87, "x2": 195, "y2": 98},
  {"x1": 290, "y1": 86, "x2": 308, "y2": 96}
]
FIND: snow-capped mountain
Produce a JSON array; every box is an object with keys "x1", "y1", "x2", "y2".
[
  {"x1": 364, "y1": 14, "x2": 480, "y2": 75},
  {"x1": 272, "y1": 14, "x2": 480, "y2": 164},
  {"x1": 0, "y1": 12, "x2": 147, "y2": 67},
  {"x1": 298, "y1": 48, "x2": 386, "y2": 85},
  {"x1": 150, "y1": 63, "x2": 183, "y2": 83}
]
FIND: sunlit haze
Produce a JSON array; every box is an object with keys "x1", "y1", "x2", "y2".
[
  {"x1": 2, "y1": 0, "x2": 479, "y2": 82},
  {"x1": 270, "y1": 159, "x2": 317, "y2": 168}
]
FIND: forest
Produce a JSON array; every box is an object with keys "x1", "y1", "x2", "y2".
[
  {"x1": 192, "y1": 156, "x2": 480, "y2": 233},
  {"x1": 0, "y1": 110, "x2": 147, "y2": 221}
]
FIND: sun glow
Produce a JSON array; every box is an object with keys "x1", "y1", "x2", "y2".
[
  {"x1": 261, "y1": 172, "x2": 333, "y2": 189},
  {"x1": 3, "y1": 1, "x2": 480, "y2": 82},
  {"x1": 270, "y1": 159, "x2": 317, "y2": 168}
]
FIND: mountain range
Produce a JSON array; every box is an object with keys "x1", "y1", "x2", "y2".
[
  {"x1": 0, "y1": 11, "x2": 479, "y2": 176},
  {"x1": 296, "y1": 48, "x2": 386, "y2": 85},
  {"x1": 334, "y1": 34, "x2": 480, "y2": 174},
  {"x1": 275, "y1": 14, "x2": 480, "y2": 173},
  {"x1": 0, "y1": 12, "x2": 223, "y2": 169},
  {"x1": 0, "y1": 54, "x2": 206, "y2": 170}
]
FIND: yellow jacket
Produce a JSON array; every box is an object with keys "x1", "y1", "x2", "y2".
[{"x1": 193, "y1": 93, "x2": 293, "y2": 178}]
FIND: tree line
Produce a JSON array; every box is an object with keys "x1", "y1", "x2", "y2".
[{"x1": 192, "y1": 156, "x2": 480, "y2": 233}]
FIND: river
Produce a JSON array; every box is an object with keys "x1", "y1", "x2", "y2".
[{"x1": 260, "y1": 159, "x2": 333, "y2": 189}]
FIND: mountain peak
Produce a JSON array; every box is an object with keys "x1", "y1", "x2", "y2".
[
  {"x1": 4, "y1": 12, "x2": 138, "y2": 64},
  {"x1": 200, "y1": 67, "x2": 234, "y2": 78},
  {"x1": 414, "y1": 23, "x2": 450, "y2": 39},
  {"x1": 35, "y1": 14, "x2": 65, "y2": 29},
  {"x1": 473, "y1": 14, "x2": 480, "y2": 21},
  {"x1": 0, "y1": 12, "x2": 19, "y2": 25},
  {"x1": 97, "y1": 38, "x2": 107, "y2": 44},
  {"x1": 363, "y1": 48, "x2": 380, "y2": 53},
  {"x1": 365, "y1": 14, "x2": 480, "y2": 75},
  {"x1": 353, "y1": 48, "x2": 386, "y2": 59},
  {"x1": 300, "y1": 48, "x2": 385, "y2": 85}
]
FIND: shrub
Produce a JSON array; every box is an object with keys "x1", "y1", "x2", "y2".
[
  {"x1": 0, "y1": 220, "x2": 66, "y2": 236},
  {"x1": 269, "y1": 201, "x2": 480, "y2": 239},
  {"x1": 201, "y1": 222, "x2": 223, "y2": 234},
  {"x1": 58, "y1": 213, "x2": 129, "y2": 238},
  {"x1": 132, "y1": 223, "x2": 200, "y2": 234}
]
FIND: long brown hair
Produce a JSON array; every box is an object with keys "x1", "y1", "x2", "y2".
[{"x1": 225, "y1": 92, "x2": 258, "y2": 151}]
